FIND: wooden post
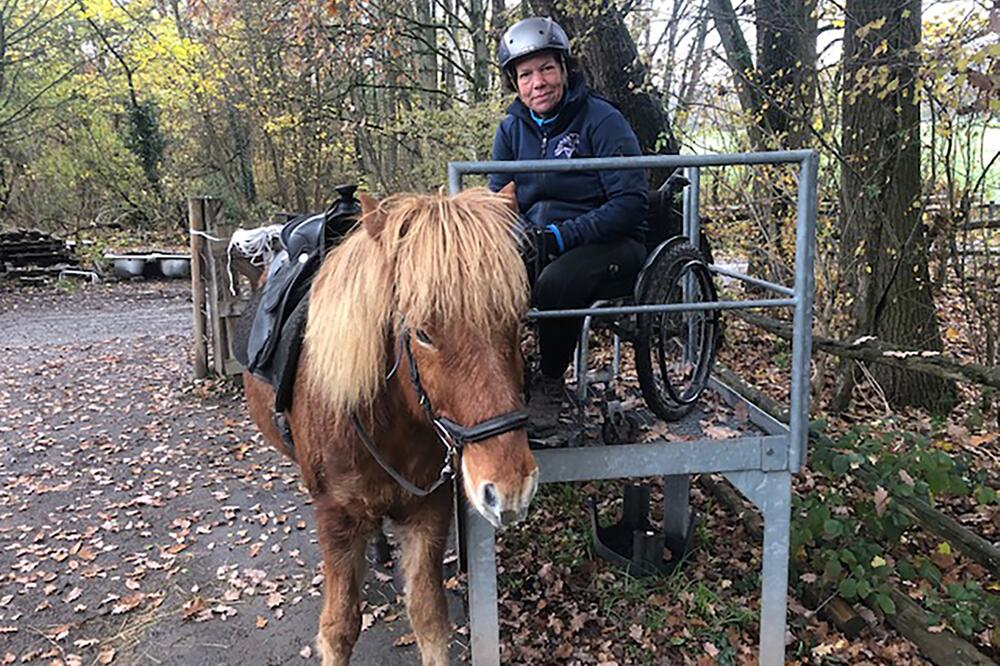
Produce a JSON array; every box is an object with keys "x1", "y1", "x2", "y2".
[
  {"x1": 203, "y1": 199, "x2": 229, "y2": 376},
  {"x1": 188, "y1": 197, "x2": 209, "y2": 379}
]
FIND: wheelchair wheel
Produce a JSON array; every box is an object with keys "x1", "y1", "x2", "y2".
[{"x1": 634, "y1": 241, "x2": 720, "y2": 422}]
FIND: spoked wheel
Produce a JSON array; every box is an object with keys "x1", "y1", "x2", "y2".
[{"x1": 634, "y1": 241, "x2": 720, "y2": 421}]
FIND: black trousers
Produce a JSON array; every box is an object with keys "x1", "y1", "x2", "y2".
[{"x1": 532, "y1": 238, "x2": 647, "y2": 378}]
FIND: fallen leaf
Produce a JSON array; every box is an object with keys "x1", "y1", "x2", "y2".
[
  {"x1": 873, "y1": 486, "x2": 890, "y2": 517},
  {"x1": 394, "y1": 633, "x2": 416, "y2": 647},
  {"x1": 256, "y1": 616, "x2": 268, "y2": 629},
  {"x1": 181, "y1": 596, "x2": 206, "y2": 620},
  {"x1": 97, "y1": 646, "x2": 116, "y2": 664}
]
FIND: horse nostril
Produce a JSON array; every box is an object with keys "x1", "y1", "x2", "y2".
[
  {"x1": 482, "y1": 483, "x2": 498, "y2": 508},
  {"x1": 500, "y1": 509, "x2": 518, "y2": 526}
]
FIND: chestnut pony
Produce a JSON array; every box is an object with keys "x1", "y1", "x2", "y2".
[{"x1": 243, "y1": 185, "x2": 538, "y2": 665}]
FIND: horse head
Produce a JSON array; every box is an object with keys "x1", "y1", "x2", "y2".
[{"x1": 324, "y1": 185, "x2": 538, "y2": 529}]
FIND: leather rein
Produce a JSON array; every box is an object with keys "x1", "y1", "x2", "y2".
[{"x1": 350, "y1": 327, "x2": 529, "y2": 497}]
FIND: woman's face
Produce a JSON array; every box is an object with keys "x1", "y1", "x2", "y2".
[{"x1": 513, "y1": 52, "x2": 566, "y2": 116}]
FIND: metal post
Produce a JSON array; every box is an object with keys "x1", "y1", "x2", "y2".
[
  {"x1": 612, "y1": 333, "x2": 621, "y2": 379},
  {"x1": 467, "y1": 505, "x2": 500, "y2": 666},
  {"x1": 789, "y1": 153, "x2": 818, "y2": 472},
  {"x1": 448, "y1": 164, "x2": 463, "y2": 196},
  {"x1": 726, "y1": 470, "x2": 792, "y2": 666},
  {"x1": 661, "y1": 475, "x2": 690, "y2": 558},
  {"x1": 684, "y1": 167, "x2": 701, "y2": 243},
  {"x1": 575, "y1": 312, "x2": 594, "y2": 404}
]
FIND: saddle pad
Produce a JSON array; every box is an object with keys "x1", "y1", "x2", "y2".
[
  {"x1": 267, "y1": 296, "x2": 309, "y2": 413},
  {"x1": 233, "y1": 287, "x2": 309, "y2": 413},
  {"x1": 232, "y1": 290, "x2": 260, "y2": 369}
]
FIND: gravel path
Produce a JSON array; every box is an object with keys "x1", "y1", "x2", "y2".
[{"x1": 0, "y1": 280, "x2": 463, "y2": 666}]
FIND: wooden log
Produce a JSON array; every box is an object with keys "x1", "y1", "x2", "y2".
[
  {"x1": 884, "y1": 587, "x2": 996, "y2": 666},
  {"x1": 710, "y1": 367, "x2": 999, "y2": 664},
  {"x1": 187, "y1": 198, "x2": 209, "y2": 379},
  {"x1": 698, "y1": 474, "x2": 867, "y2": 637},
  {"x1": 714, "y1": 363, "x2": 1000, "y2": 576},
  {"x1": 731, "y1": 310, "x2": 1000, "y2": 390}
]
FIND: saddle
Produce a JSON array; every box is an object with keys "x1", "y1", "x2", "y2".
[{"x1": 234, "y1": 184, "x2": 361, "y2": 413}]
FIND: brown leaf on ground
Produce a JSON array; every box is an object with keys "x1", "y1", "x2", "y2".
[
  {"x1": 873, "y1": 486, "x2": 890, "y2": 516},
  {"x1": 181, "y1": 596, "x2": 206, "y2": 620}
]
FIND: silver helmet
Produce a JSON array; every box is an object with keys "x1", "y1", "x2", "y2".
[{"x1": 498, "y1": 17, "x2": 571, "y2": 70}]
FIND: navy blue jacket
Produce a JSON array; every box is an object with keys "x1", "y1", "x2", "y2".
[{"x1": 488, "y1": 75, "x2": 647, "y2": 251}]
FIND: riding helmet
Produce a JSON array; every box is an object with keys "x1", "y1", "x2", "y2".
[{"x1": 498, "y1": 17, "x2": 571, "y2": 70}]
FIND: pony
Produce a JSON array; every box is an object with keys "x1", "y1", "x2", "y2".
[{"x1": 243, "y1": 184, "x2": 539, "y2": 665}]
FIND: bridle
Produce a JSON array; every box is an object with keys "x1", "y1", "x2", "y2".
[{"x1": 350, "y1": 326, "x2": 529, "y2": 497}]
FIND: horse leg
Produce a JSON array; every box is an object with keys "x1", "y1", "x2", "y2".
[
  {"x1": 398, "y1": 493, "x2": 453, "y2": 666},
  {"x1": 314, "y1": 508, "x2": 370, "y2": 666}
]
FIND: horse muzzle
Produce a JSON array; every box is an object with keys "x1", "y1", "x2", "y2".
[{"x1": 464, "y1": 464, "x2": 539, "y2": 530}]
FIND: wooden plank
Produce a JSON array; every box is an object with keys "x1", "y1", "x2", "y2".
[
  {"x1": 203, "y1": 200, "x2": 229, "y2": 376},
  {"x1": 187, "y1": 198, "x2": 209, "y2": 379}
]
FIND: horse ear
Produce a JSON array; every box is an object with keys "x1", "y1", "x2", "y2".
[
  {"x1": 358, "y1": 192, "x2": 386, "y2": 239},
  {"x1": 497, "y1": 181, "x2": 518, "y2": 214}
]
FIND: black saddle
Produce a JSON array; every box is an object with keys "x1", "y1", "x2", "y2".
[{"x1": 233, "y1": 184, "x2": 361, "y2": 413}]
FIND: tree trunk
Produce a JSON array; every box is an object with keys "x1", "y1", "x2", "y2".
[
  {"x1": 755, "y1": 0, "x2": 816, "y2": 148},
  {"x1": 838, "y1": 0, "x2": 956, "y2": 412},
  {"x1": 469, "y1": 0, "x2": 490, "y2": 100},
  {"x1": 414, "y1": 0, "x2": 438, "y2": 102},
  {"x1": 706, "y1": 0, "x2": 762, "y2": 145}
]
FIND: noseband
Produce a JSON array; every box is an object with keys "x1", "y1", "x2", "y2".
[{"x1": 350, "y1": 328, "x2": 529, "y2": 497}]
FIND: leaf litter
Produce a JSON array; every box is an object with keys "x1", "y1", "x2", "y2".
[{"x1": 0, "y1": 279, "x2": 962, "y2": 664}]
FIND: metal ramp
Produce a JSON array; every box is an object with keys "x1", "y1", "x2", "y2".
[{"x1": 448, "y1": 150, "x2": 818, "y2": 665}]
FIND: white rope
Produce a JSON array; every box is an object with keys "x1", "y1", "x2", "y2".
[
  {"x1": 227, "y1": 225, "x2": 285, "y2": 296},
  {"x1": 229, "y1": 224, "x2": 284, "y2": 267},
  {"x1": 188, "y1": 228, "x2": 227, "y2": 243},
  {"x1": 190, "y1": 224, "x2": 285, "y2": 296}
]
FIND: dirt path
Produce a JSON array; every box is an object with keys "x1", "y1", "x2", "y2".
[{"x1": 0, "y1": 281, "x2": 462, "y2": 665}]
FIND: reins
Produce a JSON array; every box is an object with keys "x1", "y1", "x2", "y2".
[{"x1": 350, "y1": 326, "x2": 529, "y2": 497}]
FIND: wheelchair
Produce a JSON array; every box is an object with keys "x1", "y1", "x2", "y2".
[{"x1": 565, "y1": 175, "x2": 722, "y2": 422}]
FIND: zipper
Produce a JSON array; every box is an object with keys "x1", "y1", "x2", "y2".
[{"x1": 540, "y1": 133, "x2": 548, "y2": 157}]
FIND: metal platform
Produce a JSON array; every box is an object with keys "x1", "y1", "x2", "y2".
[{"x1": 448, "y1": 150, "x2": 818, "y2": 665}]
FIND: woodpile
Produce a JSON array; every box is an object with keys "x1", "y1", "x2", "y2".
[{"x1": 0, "y1": 229, "x2": 78, "y2": 277}]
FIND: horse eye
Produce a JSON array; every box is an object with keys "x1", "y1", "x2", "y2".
[{"x1": 414, "y1": 329, "x2": 434, "y2": 347}]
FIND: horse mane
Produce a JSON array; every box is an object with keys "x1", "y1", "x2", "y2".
[{"x1": 304, "y1": 187, "x2": 528, "y2": 415}]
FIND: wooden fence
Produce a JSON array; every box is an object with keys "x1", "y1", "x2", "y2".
[{"x1": 188, "y1": 197, "x2": 262, "y2": 379}]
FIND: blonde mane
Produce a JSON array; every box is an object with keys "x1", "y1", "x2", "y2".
[{"x1": 304, "y1": 187, "x2": 528, "y2": 415}]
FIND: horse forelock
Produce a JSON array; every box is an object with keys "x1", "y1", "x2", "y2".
[
  {"x1": 390, "y1": 188, "x2": 528, "y2": 331},
  {"x1": 304, "y1": 187, "x2": 528, "y2": 416}
]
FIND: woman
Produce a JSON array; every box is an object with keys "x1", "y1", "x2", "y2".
[{"x1": 489, "y1": 16, "x2": 648, "y2": 429}]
